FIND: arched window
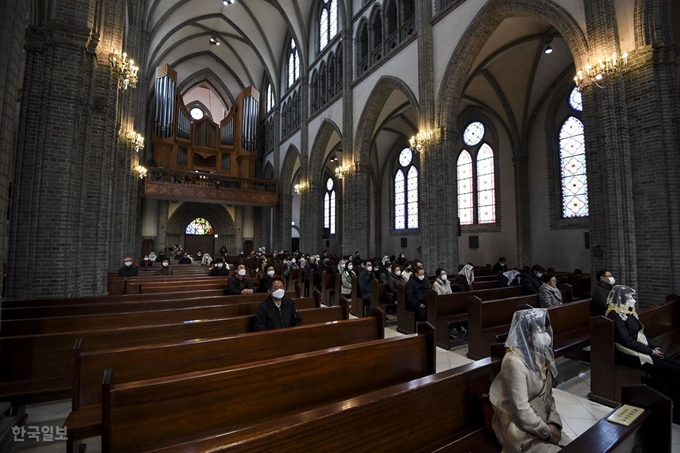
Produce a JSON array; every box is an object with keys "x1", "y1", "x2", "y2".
[
  {"x1": 559, "y1": 89, "x2": 588, "y2": 218},
  {"x1": 265, "y1": 83, "x2": 274, "y2": 113},
  {"x1": 186, "y1": 218, "x2": 215, "y2": 235},
  {"x1": 311, "y1": 71, "x2": 319, "y2": 111},
  {"x1": 357, "y1": 22, "x2": 369, "y2": 75},
  {"x1": 394, "y1": 148, "x2": 419, "y2": 230},
  {"x1": 319, "y1": 0, "x2": 338, "y2": 52},
  {"x1": 371, "y1": 9, "x2": 383, "y2": 64},
  {"x1": 287, "y1": 39, "x2": 300, "y2": 89},
  {"x1": 324, "y1": 177, "x2": 336, "y2": 235},
  {"x1": 457, "y1": 121, "x2": 497, "y2": 225}
]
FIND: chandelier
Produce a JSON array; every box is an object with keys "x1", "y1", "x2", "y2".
[
  {"x1": 126, "y1": 130, "x2": 145, "y2": 152},
  {"x1": 409, "y1": 130, "x2": 434, "y2": 152},
  {"x1": 334, "y1": 164, "x2": 353, "y2": 179},
  {"x1": 133, "y1": 165, "x2": 148, "y2": 179},
  {"x1": 574, "y1": 52, "x2": 628, "y2": 90},
  {"x1": 109, "y1": 50, "x2": 139, "y2": 91},
  {"x1": 294, "y1": 181, "x2": 309, "y2": 195}
]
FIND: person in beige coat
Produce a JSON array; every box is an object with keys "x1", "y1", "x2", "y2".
[{"x1": 489, "y1": 308, "x2": 571, "y2": 452}]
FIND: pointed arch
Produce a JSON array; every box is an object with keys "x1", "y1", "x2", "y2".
[
  {"x1": 176, "y1": 68, "x2": 236, "y2": 107},
  {"x1": 309, "y1": 118, "x2": 343, "y2": 190},
  {"x1": 280, "y1": 145, "x2": 302, "y2": 195},
  {"x1": 166, "y1": 203, "x2": 237, "y2": 251}
]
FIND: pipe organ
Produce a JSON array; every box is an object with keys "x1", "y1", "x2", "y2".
[{"x1": 151, "y1": 64, "x2": 260, "y2": 178}]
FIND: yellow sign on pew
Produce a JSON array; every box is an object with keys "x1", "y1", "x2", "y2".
[{"x1": 606, "y1": 404, "x2": 644, "y2": 427}]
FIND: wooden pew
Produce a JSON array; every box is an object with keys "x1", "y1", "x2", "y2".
[
  {"x1": 1, "y1": 296, "x2": 316, "y2": 335},
  {"x1": 426, "y1": 286, "x2": 524, "y2": 348},
  {"x1": 66, "y1": 312, "x2": 384, "y2": 452},
  {"x1": 371, "y1": 279, "x2": 395, "y2": 315},
  {"x1": 313, "y1": 271, "x2": 339, "y2": 306},
  {"x1": 101, "y1": 325, "x2": 435, "y2": 453},
  {"x1": 467, "y1": 294, "x2": 540, "y2": 359},
  {"x1": 396, "y1": 283, "x2": 415, "y2": 334},
  {"x1": 1, "y1": 291, "x2": 298, "y2": 320},
  {"x1": 139, "y1": 281, "x2": 230, "y2": 294},
  {"x1": 571, "y1": 273, "x2": 591, "y2": 299},
  {"x1": 0, "y1": 304, "x2": 347, "y2": 405},
  {"x1": 173, "y1": 345, "x2": 504, "y2": 453},
  {"x1": 348, "y1": 275, "x2": 364, "y2": 318},
  {"x1": 589, "y1": 296, "x2": 680, "y2": 406}
]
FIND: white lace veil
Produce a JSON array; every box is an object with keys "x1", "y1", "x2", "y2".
[
  {"x1": 505, "y1": 308, "x2": 557, "y2": 380},
  {"x1": 458, "y1": 264, "x2": 475, "y2": 286},
  {"x1": 605, "y1": 285, "x2": 638, "y2": 321}
]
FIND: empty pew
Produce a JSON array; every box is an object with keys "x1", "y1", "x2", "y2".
[
  {"x1": 176, "y1": 345, "x2": 505, "y2": 453},
  {"x1": 0, "y1": 304, "x2": 347, "y2": 405},
  {"x1": 66, "y1": 312, "x2": 384, "y2": 451},
  {"x1": 427, "y1": 286, "x2": 524, "y2": 348},
  {"x1": 0, "y1": 296, "x2": 316, "y2": 335},
  {"x1": 101, "y1": 325, "x2": 435, "y2": 453},
  {"x1": 313, "y1": 271, "x2": 339, "y2": 306},
  {"x1": 0, "y1": 291, "x2": 298, "y2": 320},
  {"x1": 589, "y1": 296, "x2": 680, "y2": 406}
]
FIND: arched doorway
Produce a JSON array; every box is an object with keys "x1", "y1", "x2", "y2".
[{"x1": 184, "y1": 217, "x2": 216, "y2": 257}]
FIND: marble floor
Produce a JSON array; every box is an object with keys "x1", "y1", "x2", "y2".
[{"x1": 8, "y1": 319, "x2": 680, "y2": 452}]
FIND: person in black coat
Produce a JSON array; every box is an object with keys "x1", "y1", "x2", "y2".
[
  {"x1": 591, "y1": 269, "x2": 615, "y2": 316},
  {"x1": 117, "y1": 257, "x2": 139, "y2": 277},
  {"x1": 405, "y1": 267, "x2": 428, "y2": 322},
  {"x1": 209, "y1": 258, "x2": 230, "y2": 276},
  {"x1": 492, "y1": 257, "x2": 507, "y2": 275},
  {"x1": 606, "y1": 285, "x2": 680, "y2": 422},
  {"x1": 227, "y1": 264, "x2": 254, "y2": 295},
  {"x1": 254, "y1": 279, "x2": 303, "y2": 330},
  {"x1": 521, "y1": 265, "x2": 545, "y2": 295},
  {"x1": 258, "y1": 264, "x2": 277, "y2": 293}
]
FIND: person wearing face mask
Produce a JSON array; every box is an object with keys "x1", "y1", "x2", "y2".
[
  {"x1": 254, "y1": 279, "x2": 303, "y2": 331},
  {"x1": 385, "y1": 265, "x2": 405, "y2": 306},
  {"x1": 357, "y1": 260, "x2": 376, "y2": 315},
  {"x1": 209, "y1": 258, "x2": 230, "y2": 276},
  {"x1": 340, "y1": 261, "x2": 356, "y2": 301},
  {"x1": 379, "y1": 261, "x2": 392, "y2": 285},
  {"x1": 489, "y1": 308, "x2": 570, "y2": 452},
  {"x1": 492, "y1": 257, "x2": 508, "y2": 275},
  {"x1": 227, "y1": 264, "x2": 254, "y2": 295},
  {"x1": 455, "y1": 264, "x2": 475, "y2": 292},
  {"x1": 538, "y1": 274, "x2": 563, "y2": 308},
  {"x1": 117, "y1": 256, "x2": 139, "y2": 277},
  {"x1": 433, "y1": 268, "x2": 452, "y2": 295},
  {"x1": 320, "y1": 257, "x2": 335, "y2": 275},
  {"x1": 606, "y1": 285, "x2": 680, "y2": 422},
  {"x1": 258, "y1": 264, "x2": 278, "y2": 293},
  {"x1": 592, "y1": 269, "x2": 616, "y2": 316},
  {"x1": 405, "y1": 267, "x2": 429, "y2": 322},
  {"x1": 521, "y1": 264, "x2": 545, "y2": 295},
  {"x1": 155, "y1": 258, "x2": 173, "y2": 275},
  {"x1": 139, "y1": 255, "x2": 153, "y2": 271}
]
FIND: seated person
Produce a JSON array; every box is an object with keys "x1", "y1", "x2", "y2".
[
  {"x1": 489, "y1": 308, "x2": 571, "y2": 452},
  {"x1": 455, "y1": 264, "x2": 474, "y2": 292},
  {"x1": 340, "y1": 261, "x2": 355, "y2": 300},
  {"x1": 358, "y1": 260, "x2": 376, "y2": 315},
  {"x1": 386, "y1": 264, "x2": 405, "y2": 305},
  {"x1": 139, "y1": 255, "x2": 153, "y2": 271},
  {"x1": 538, "y1": 274, "x2": 563, "y2": 308},
  {"x1": 209, "y1": 258, "x2": 230, "y2": 276},
  {"x1": 522, "y1": 265, "x2": 545, "y2": 295},
  {"x1": 201, "y1": 253, "x2": 212, "y2": 266},
  {"x1": 592, "y1": 269, "x2": 615, "y2": 316},
  {"x1": 227, "y1": 264, "x2": 254, "y2": 295},
  {"x1": 155, "y1": 258, "x2": 173, "y2": 275},
  {"x1": 500, "y1": 269, "x2": 521, "y2": 287},
  {"x1": 254, "y1": 278, "x2": 302, "y2": 331},
  {"x1": 405, "y1": 267, "x2": 428, "y2": 322},
  {"x1": 117, "y1": 257, "x2": 139, "y2": 277},
  {"x1": 154, "y1": 251, "x2": 166, "y2": 263},
  {"x1": 258, "y1": 264, "x2": 277, "y2": 293},
  {"x1": 492, "y1": 256, "x2": 508, "y2": 275},
  {"x1": 432, "y1": 268, "x2": 452, "y2": 295},
  {"x1": 606, "y1": 285, "x2": 680, "y2": 422}
]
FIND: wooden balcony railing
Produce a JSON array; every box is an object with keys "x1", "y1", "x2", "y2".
[{"x1": 143, "y1": 168, "x2": 277, "y2": 206}]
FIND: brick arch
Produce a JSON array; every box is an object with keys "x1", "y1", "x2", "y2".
[
  {"x1": 353, "y1": 75, "x2": 419, "y2": 169},
  {"x1": 309, "y1": 118, "x2": 343, "y2": 190},
  {"x1": 436, "y1": 0, "x2": 589, "y2": 135},
  {"x1": 634, "y1": 0, "x2": 674, "y2": 47},
  {"x1": 166, "y1": 202, "x2": 237, "y2": 251},
  {"x1": 280, "y1": 145, "x2": 301, "y2": 195}
]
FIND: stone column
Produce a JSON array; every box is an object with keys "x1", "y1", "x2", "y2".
[
  {"x1": 373, "y1": 190, "x2": 382, "y2": 256},
  {"x1": 512, "y1": 154, "x2": 531, "y2": 267},
  {"x1": 340, "y1": 3, "x2": 354, "y2": 258},
  {"x1": 300, "y1": 184, "x2": 323, "y2": 253},
  {"x1": 156, "y1": 200, "x2": 169, "y2": 253},
  {"x1": 280, "y1": 194, "x2": 293, "y2": 251},
  {"x1": 234, "y1": 205, "x2": 244, "y2": 252},
  {"x1": 342, "y1": 165, "x2": 370, "y2": 257}
]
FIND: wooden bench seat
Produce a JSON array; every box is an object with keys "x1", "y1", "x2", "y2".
[
  {"x1": 65, "y1": 312, "x2": 384, "y2": 452},
  {"x1": 371, "y1": 279, "x2": 396, "y2": 315},
  {"x1": 0, "y1": 304, "x2": 347, "y2": 405},
  {"x1": 101, "y1": 325, "x2": 435, "y2": 453},
  {"x1": 0, "y1": 291, "x2": 298, "y2": 320},
  {"x1": 589, "y1": 296, "x2": 680, "y2": 406},
  {"x1": 313, "y1": 271, "x2": 339, "y2": 306}
]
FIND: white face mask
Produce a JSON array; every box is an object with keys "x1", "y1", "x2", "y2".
[
  {"x1": 216, "y1": 263, "x2": 224, "y2": 268},
  {"x1": 162, "y1": 262, "x2": 169, "y2": 267},
  {"x1": 144, "y1": 257, "x2": 149, "y2": 261},
  {"x1": 395, "y1": 271, "x2": 402, "y2": 276},
  {"x1": 267, "y1": 270, "x2": 276, "y2": 277},
  {"x1": 124, "y1": 261, "x2": 132, "y2": 267},
  {"x1": 238, "y1": 269, "x2": 246, "y2": 276},
  {"x1": 608, "y1": 276, "x2": 616, "y2": 285},
  {"x1": 347, "y1": 265, "x2": 353, "y2": 270},
  {"x1": 366, "y1": 266, "x2": 373, "y2": 272},
  {"x1": 536, "y1": 273, "x2": 543, "y2": 278},
  {"x1": 440, "y1": 274, "x2": 447, "y2": 281},
  {"x1": 532, "y1": 331, "x2": 552, "y2": 349},
  {"x1": 417, "y1": 274, "x2": 425, "y2": 281},
  {"x1": 625, "y1": 297, "x2": 636, "y2": 311},
  {"x1": 272, "y1": 288, "x2": 285, "y2": 299}
]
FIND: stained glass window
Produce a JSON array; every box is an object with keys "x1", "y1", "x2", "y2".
[
  {"x1": 457, "y1": 150, "x2": 474, "y2": 225},
  {"x1": 324, "y1": 177, "x2": 336, "y2": 235},
  {"x1": 394, "y1": 148, "x2": 418, "y2": 230},
  {"x1": 463, "y1": 121, "x2": 485, "y2": 146},
  {"x1": 560, "y1": 116, "x2": 589, "y2": 218},
  {"x1": 319, "y1": 0, "x2": 338, "y2": 52},
  {"x1": 287, "y1": 40, "x2": 300, "y2": 89},
  {"x1": 477, "y1": 144, "x2": 496, "y2": 224},
  {"x1": 186, "y1": 218, "x2": 215, "y2": 235},
  {"x1": 265, "y1": 84, "x2": 274, "y2": 113},
  {"x1": 569, "y1": 87, "x2": 583, "y2": 112}
]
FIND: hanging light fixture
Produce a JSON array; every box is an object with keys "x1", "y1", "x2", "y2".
[
  {"x1": 108, "y1": 50, "x2": 139, "y2": 91},
  {"x1": 223, "y1": 0, "x2": 235, "y2": 4},
  {"x1": 574, "y1": 52, "x2": 628, "y2": 90}
]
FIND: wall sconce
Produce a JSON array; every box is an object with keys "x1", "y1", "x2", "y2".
[
  {"x1": 133, "y1": 165, "x2": 148, "y2": 179},
  {"x1": 574, "y1": 52, "x2": 628, "y2": 90},
  {"x1": 334, "y1": 163, "x2": 353, "y2": 179},
  {"x1": 409, "y1": 130, "x2": 434, "y2": 152},
  {"x1": 126, "y1": 131, "x2": 145, "y2": 152},
  {"x1": 109, "y1": 50, "x2": 139, "y2": 91},
  {"x1": 294, "y1": 181, "x2": 309, "y2": 195}
]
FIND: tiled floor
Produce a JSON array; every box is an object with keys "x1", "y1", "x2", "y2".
[{"x1": 9, "y1": 320, "x2": 680, "y2": 452}]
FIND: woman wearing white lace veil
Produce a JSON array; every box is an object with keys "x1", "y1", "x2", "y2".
[
  {"x1": 489, "y1": 308, "x2": 570, "y2": 452},
  {"x1": 606, "y1": 285, "x2": 680, "y2": 422}
]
